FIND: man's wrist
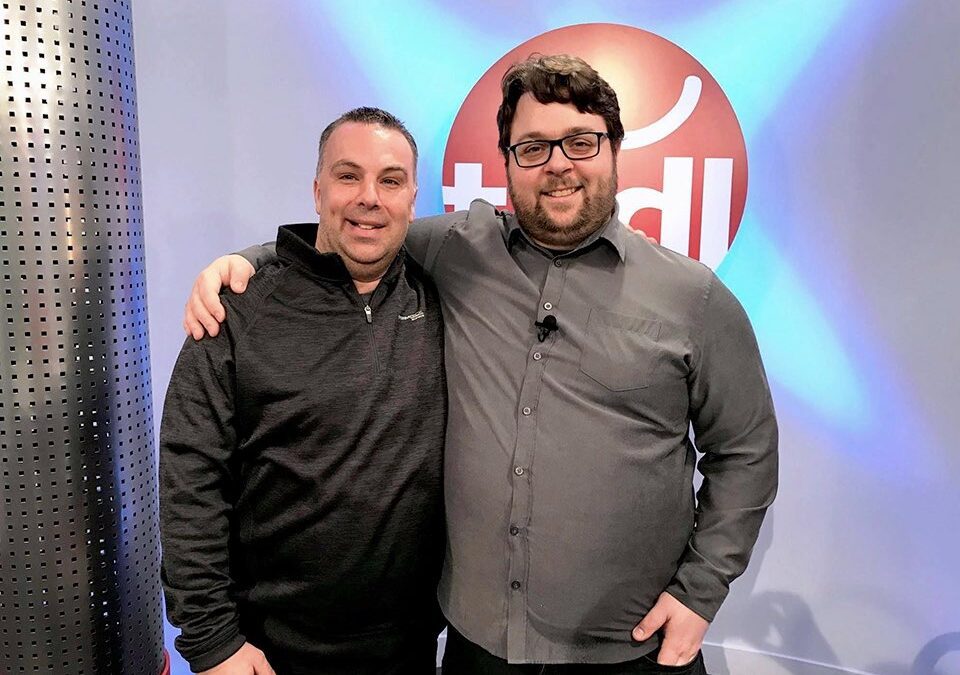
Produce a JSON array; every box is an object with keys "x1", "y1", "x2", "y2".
[
  {"x1": 234, "y1": 241, "x2": 277, "y2": 271},
  {"x1": 664, "y1": 572, "x2": 724, "y2": 623},
  {"x1": 182, "y1": 630, "x2": 247, "y2": 673}
]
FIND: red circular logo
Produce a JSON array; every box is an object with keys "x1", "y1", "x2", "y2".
[{"x1": 442, "y1": 23, "x2": 747, "y2": 270}]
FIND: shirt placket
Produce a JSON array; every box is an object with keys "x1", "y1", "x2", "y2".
[{"x1": 505, "y1": 253, "x2": 567, "y2": 663}]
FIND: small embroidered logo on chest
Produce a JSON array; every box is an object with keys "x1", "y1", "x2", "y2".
[{"x1": 398, "y1": 310, "x2": 426, "y2": 321}]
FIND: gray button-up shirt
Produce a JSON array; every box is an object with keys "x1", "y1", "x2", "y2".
[
  {"x1": 409, "y1": 201, "x2": 777, "y2": 664},
  {"x1": 242, "y1": 200, "x2": 778, "y2": 664}
]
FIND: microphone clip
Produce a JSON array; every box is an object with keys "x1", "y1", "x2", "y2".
[{"x1": 534, "y1": 314, "x2": 559, "y2": 342}]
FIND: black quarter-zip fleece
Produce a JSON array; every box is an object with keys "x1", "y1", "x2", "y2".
[{"x1": 160, "y1": 223, "x2": 447, "y2": 673}]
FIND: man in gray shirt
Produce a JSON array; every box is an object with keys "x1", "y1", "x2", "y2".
[{"x1": 183, "y1": 55, "x2": 778, "y2": 673}]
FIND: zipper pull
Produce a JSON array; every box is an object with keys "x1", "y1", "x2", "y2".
[{"x1": 364, "y1": 305, "x2": 372, "y2": 323}]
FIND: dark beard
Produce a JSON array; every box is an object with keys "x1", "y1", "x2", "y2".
[{"x1": 510, "y1": 167, "x2": 618, "y2": 250}]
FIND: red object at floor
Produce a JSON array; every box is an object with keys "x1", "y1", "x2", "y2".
[{"x1": 160, "y1": 650, "x2": 171, "y2": 675}]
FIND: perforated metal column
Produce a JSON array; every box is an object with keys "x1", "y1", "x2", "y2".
[{"x1": 0, "y1": 2, "x2": 163, "y2": 674}]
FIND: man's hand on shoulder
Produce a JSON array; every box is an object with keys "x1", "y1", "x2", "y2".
[
  {"x1": 632, "y1": 591, "x2": 709, "y2": 666},
  {"x1": 184, "y1": 254, "x2": 255, "y2": 340},
  {"x1": 198, "y1": 642, "x2": 276, "y2": 675}
]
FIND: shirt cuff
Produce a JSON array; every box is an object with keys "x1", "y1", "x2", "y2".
[
  {"x1": 183, "y1": 630, "x2": 246, "y2": 673},
  {"x1": 234, "y1": 242, "x2": 276, "y2": 271},
  {"x1": 664, "y1": 563, "x2": 728, "y2": 623}
]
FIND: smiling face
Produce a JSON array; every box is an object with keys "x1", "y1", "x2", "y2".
[
  {"x1": 313, "y1": 121, "x2": 417, "y2": 287},
  {"x1": 506, "y1": 93, "x2": 618, "y2": 250}
]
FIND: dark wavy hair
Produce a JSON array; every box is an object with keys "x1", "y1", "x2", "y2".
[{"x1": 496, "y1": 54, "x2": 625, "y2": 160}]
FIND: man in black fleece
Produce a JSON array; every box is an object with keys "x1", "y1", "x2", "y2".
[{"x1": 159, "y1": 108, "x2": 446, "y2": 675}]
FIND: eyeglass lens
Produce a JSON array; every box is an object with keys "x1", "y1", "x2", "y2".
[{"x1": 514, "y1": 133, "x2": 601, "y2": 167}]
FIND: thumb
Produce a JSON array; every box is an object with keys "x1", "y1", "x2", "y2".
[
  {"x1": 228, "y1": 257, "x2": 253, "y2": 293},
  {"x1": 633, "y1": 602, "x2": 668, "y2": 642}
]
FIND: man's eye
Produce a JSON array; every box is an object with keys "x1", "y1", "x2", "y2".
[
  {"x1": 382, "y1": 177, "x2": 402, "y2": 187},
  {"x1": 339, "y1": 173, "x2": 358, "y2": 181},
  {"x1": 519, "y1": 143, "x2": 546, "y2": 157}
]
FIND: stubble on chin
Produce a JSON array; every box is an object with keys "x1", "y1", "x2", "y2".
[{"x1": 510, "y1": 172, "x2": 618, "y2": 250}]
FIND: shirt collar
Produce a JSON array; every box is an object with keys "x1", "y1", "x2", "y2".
[
  {"x1": 505, "y1": 207, "x2": 627, "y2": 262},
  {"x1": 276, "y1": 222, "x2": 406, "y2": 285}
]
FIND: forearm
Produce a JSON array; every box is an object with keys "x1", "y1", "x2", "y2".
[
  {"x1": 665, "y1": 417, "x2": 778, "y2": 620},
  {"x1": 161, "y1": 442, "x2": 245, "y2": 671},
  {"x1": 159, "y1": 336, "x2": 245, "y2": 671},
  {"x1": 234, "y1": 214, "x2": 454, "y2": 272},
  {"x1": 667, "y1": 275, "x2": 779, "y2": 621}
]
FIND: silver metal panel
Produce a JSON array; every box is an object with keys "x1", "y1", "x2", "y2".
[{"x1": 0, "y1": 1, "x2": 163, "y2": 673}]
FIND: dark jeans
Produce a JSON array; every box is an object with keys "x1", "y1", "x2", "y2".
[{"x1": 441, "y1": 626, "x2": 708, "y2": 675}]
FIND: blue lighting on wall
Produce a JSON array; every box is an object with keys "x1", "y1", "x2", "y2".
[
  {"x1": 665, "y1": 0, "x2": 857, "y2": 139},
  {"x1": 720, "y1": 219, "x2": 872, "y2": 431}
]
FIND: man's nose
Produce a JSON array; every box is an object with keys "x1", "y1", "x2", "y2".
[
  {"x1": 356, "y1": 177, "x2": 381, "y2": 207},
  {"x1": 544, "y1": 144, "x2": 574, "y2": 174}
]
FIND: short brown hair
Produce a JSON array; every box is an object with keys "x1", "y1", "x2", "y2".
[
  {"x1": 316, "y1": 106, "x2": 418, "y2": 177},
  {"x1": 496, "y1": 54, "x2": 625, "y2": 159}
]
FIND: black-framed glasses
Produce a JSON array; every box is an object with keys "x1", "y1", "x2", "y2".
[{"x1": 508, "y1": 132, "x2": 608, "y2": 168}]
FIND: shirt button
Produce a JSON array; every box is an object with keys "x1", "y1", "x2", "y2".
[
  {"x1": 514, "y1": 466, "x2": 524, "y2": 476},
  {"x1": 509, "y1": 525, "x2": 520, "y2": 536},
  {"x1": 511, "y1": 580, "x2": 522, "y2": 590},
  {"x1": 554, "y1": 259, "x2": 563, "y2": 268},
  {"x1": 522, "y1": 407, "x2": 532, "y2": 416},
  {"x1": 543, "y1": 302, "x2": 553, "y2": 310},
  {"x1": 532, "y1": 352, "x2": 542, "y2": 361}
]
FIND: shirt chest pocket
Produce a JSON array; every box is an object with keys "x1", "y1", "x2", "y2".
[{"x1": 578, "y1": 309, "x2": 662, "y2": 391}]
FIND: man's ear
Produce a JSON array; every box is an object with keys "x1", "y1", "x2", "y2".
[
  {"x1": 313, "y1": 177, "x2": 323, "y2": 215},
  {"x1": 409, "y1": 185, "x2": 418, "y2": 222}
]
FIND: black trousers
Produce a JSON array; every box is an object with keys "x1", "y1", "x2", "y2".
[
  {"x1": 254, "y1": 628, "x2": 439, "y2": 675},
  {"x1": 441, "y1": 626, "x2": 709, "y2": 675},
  {"x1": 238, "y1": 602, "x2": 443, "y2": 674}
]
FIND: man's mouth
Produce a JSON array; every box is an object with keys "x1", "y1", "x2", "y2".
[
  {"x1": 348, "y1": 219, "x2": 385, "y2": 231},
  {"x1": 542, "y1": 186, "x2": 582, "y2": 198}
]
